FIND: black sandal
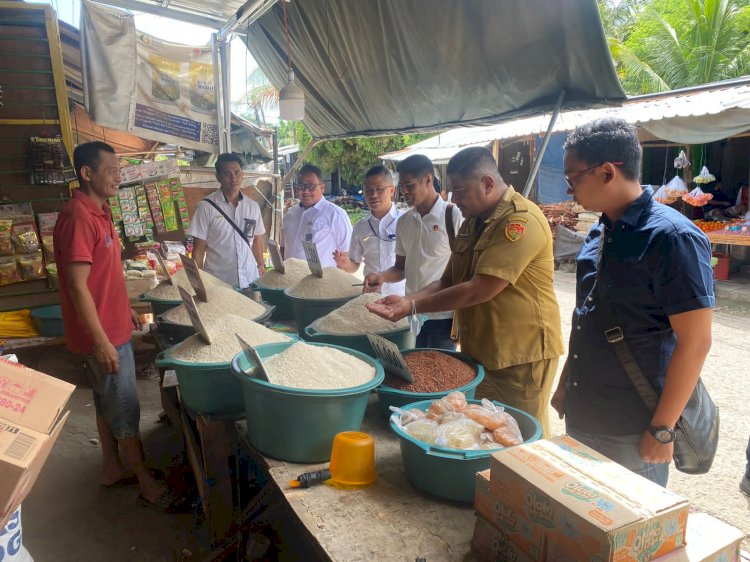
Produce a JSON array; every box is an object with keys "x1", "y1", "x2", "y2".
[{"x1": 136, "y1": 491, "x2": 192, "y2": 514}]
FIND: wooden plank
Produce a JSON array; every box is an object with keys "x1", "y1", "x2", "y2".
[{"x1": 707, "y1": 233, "x2": 750, "y2": 247}]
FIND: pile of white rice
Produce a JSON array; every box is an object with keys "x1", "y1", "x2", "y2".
[
  {"x1": 286, "y1": 267, "x2": 362, "y2": 299},
  {"x1": 264, "y1": 342, "x2": 376, "y2": 389},
  {"x1": 315, "y1": 293, "x2": 408, "y2": 334},
  {"x1": 255, "y1": 258, "x2": 310, "y2": 289},
  {"x1": 170, "y1": 314, "x2": 290, "y2": 363},
  {"x1": 145, "y1": 268, "x2": 231, "y2": 300},
  {"x1": 162, "y1": 286, "x2": 267, "y2": 325}
]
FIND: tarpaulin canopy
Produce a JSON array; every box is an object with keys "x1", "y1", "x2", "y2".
[{"x1": 243, "y1": 0, "x2": 625, "y2": 140}]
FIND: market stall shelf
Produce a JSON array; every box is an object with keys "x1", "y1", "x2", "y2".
[{"x1": 707, "y1": 233, "x2": 750, "y2": 246}]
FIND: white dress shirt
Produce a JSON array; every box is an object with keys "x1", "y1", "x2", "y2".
[
  {"x1": 395, "y1": 195, "x2": 464, "y2": 319},
  {"x1": 188, "y1": 189, "x2": 265, "y2": 288},
  {"x1": 281, "y1": 197, "x2": 353, "y2": 269},
  {"x1": 349, "y1": 204, "x2": 405, "y2": 296}
]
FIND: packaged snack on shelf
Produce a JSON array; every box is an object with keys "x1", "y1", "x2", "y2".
[
  {"x1": 11, "y1": 224, "x2": 40, "y2": 254},
  {"x1": 36, "y1": 212, "x2": 59, "y2": 234},
  {"x1": 108, "y1": 196, "x2": 123, "y2": 223},
  {"x1": 17, "y1": 251, "x2": 44, "y2": 281},
  {"x1": 0, "y1": 257, "x2": 21, "y2": 286},
  {"x1": 0, "y1": 220, "x2": 13, "y2": 256},
  {"x1": 42, "y1": 235, "x2": 55, "y2": 263}
]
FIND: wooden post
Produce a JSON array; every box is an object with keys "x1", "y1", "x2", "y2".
[{"x1": 492, "y1": 140, "x2": 501, "y2": 166}]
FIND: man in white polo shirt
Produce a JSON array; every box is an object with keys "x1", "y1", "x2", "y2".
[
  {"x1": 281, "y1": 163, "x2": 352, "y2": 268},
  {"x1": 365, "y1": 155, "x2": 463, "y2": 349},
  {"x1": 334, "y1": 165, "x2": 405, "y2": 296},
  {"x1": 189, "y1": 153, "x2": 266, "y2": 288}
]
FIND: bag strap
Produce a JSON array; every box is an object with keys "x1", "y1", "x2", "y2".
[
  {"x1": 593, "y1": 227, "x2": 660, "y2": 412},
  {"x1": 203, "y1": 198, "x2": 251, "y2": 247},
  {"x1": 445, "y1": 203, "x2": 456, "y2": 249}
]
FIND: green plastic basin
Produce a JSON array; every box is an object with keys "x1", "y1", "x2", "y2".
[
  {"x1": 250, "y1": 283, "x2": 294, "y2": 320},
  {"x1": 390, "y1": 398, "x2": 541, "y2": 503},
  {"x1": 30, "y1": 305, "x2": 64, "y2": 337},
  {"x1": 376, "y1": 349, "x2": 485, "y2": 417},
  {"x1": 282, "y1": 290, "x2": 357, "y2": 338},
  {"x1": 303, "y1": 323, "x2": 415, "y2": 358},
  {"x1": 139, "y1": 293, "x2": 181, "y2": 316},
  {"x1": 155, "y1": 302, "x2": 275, "y2": 343},
  {"x1": 231, "y1": 341, "x2": 384, "y2": 463},
  {"x1": 156, "y1": 349, "x2": 245, "y2": 416}
]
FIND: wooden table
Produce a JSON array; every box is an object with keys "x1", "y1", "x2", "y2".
[
  {"x1": 238, "y1": 396, "x2": 479, "y2": 562},
  {"x1": 707, "y1": 233, "x2": 750, "y2": 246}
]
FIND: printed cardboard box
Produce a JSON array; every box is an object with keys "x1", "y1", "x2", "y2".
[
  {"x1": 471, "y1": 516, "x2": 538, "y2": 562},
  {"x1": 0, "y1": 358, "x2": 74, "y2": 528},
  {"x1": 490, "y1": 436, "x2": 689, "y2": 562},
  {"x1": 651, "y1": 512, "x2": 743, "y2": 562},
  {"x1": 475, "y1": 469, "x2": 546, "y2": 560}
]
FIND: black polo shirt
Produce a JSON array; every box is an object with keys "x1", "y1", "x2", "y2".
[{"x1": 565, "y1": 188, "x2": 714, "y2": 435}]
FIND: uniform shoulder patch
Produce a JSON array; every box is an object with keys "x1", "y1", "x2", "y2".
[{"x1": 505, "y1": 219, "x2": 526, "y2": 242}]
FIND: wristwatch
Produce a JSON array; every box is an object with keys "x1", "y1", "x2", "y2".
[{"x1": 648, "y1": 425, "x2": 677, "y2": 444}]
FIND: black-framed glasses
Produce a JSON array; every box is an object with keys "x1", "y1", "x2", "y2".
[
  {"x1": 565, "y1": 162, "x2": 623, "y2": 189},
  {"x1": 296, "y1": 183, "x2": 321, "y2": 192}
]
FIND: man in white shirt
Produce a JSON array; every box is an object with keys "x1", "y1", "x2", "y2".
[
  {"x1": 189, "y1": 153, "x2": 266, "y2": 288},
  {"x1": 365, "y1": 155, "x2": 463, "y2": 349},
  {"x1": 334, "y1": 166, "x2": 405, "y2": 296},
  {"x1": 281, "y1": 163, "x2": 353, "y2": 268}
]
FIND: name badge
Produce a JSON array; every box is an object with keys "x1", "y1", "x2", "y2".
[{"x1": 243, "y1": 218, "x2": 256, "y2": 238}]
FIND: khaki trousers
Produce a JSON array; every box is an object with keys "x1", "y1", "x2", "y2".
[{"x1": 475, "y1": 357, "x2": 559, "y2": 439}]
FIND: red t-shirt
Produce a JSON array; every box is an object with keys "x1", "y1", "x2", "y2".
[{"x1": 54, "y1": 190, "x2": 132, "y2": 354}]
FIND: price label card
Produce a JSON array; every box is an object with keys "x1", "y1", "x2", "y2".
[
  {"x1": 154, "y1": 251, "x2": 172, "y2": 284},
  {"x1": 180, "y1": 254, "x2": 208, "y2": 302},
  {"x1": 366, "y1": 333, "x2": 413, "y2": 383},
  {"x1": 163, "y1": 369, "x2": 179, "y2": 388},
  {"x1": 267, "y1": 240, "x2": 285, "y2": 274},
  {"x1": 302, "y1": 241, "x2": 324, "y2": 278},
  {"x1": 235, "y1": 333, "x2": 270, "y2": 382},
  {"x1": 178, "y1": 286, "x2": 211, "y2": 344}
]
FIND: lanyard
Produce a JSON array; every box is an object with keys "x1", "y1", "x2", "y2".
[{"x1": 366, "y1": 214, "x2": 396, "y2": 242}]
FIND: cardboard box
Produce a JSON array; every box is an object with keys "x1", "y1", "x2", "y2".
[
  {"x1": 653, "y1": 512, "x2": 743, "y2": 562},
  {"x1": 472, "y1": 516, "x2": 538, "y2": 562},
  {"x1": 0, "y1": 358, "x2": 74, "y2": 528},
  {"x1": 490, "y1": 436, "x2": 689, "y2": 562},
  {"x1": 475, "y1": 469, "x2": 546, "y2": 560}
]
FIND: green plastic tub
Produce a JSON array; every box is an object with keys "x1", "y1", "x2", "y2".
[
  {"x1": 250, "y1": 283, "x2": 294, "y2": 321},
  {"x1": 390, "y1": 398, "x2": 541, "y2": 503},
  {"x1": 303, "y1": 322, "x2": 416, "y2": 358},
  {"x1": 155, "y1": 302, "x2": 275, "y2": 342},
  {"x1": 376, "y1": 349, "x2": 485, "y2": 417},
  {"x1": 283, "y1": 290, "x2": 357, "y2": 338},
  {"x1": 156, "y1": 348, "x2": 245, "y2": 416},
  {"x1": 231, "y1": 341, "x2": 384, "y2": 463},
  {"x1": 30, "y1": 305, "x2": 64, "y2": 337},
  {"x1": 139, "y1": 293, "x2": 181, "y2": 316}
]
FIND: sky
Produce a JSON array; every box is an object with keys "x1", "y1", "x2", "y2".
[{"x1": 28, "y1": 0, "x2": 261, "y2": 111}]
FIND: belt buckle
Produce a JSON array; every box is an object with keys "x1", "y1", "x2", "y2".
[{"x1": 604, "y1": 327, "x2": 624, "y2": 343}]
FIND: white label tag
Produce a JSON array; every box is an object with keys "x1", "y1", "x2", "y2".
[
  {"x1": 235, "y1": 334, "x2": 271, "y2": 382},
  {"x1": 302, "y1": 240, "x2": 324, "y2": 277},
  {"x1": 154, "y1": 251, "x2": 172, "y2": 284},
  {"x1": 267, "y1": 240, "x2": 285, "y2": 274},
  {"x1": 180, "y1": 254, "x2": 208, "y2": 302},
  {"x1": 178, "y1": 286, "x2": 211, "y2": 344},
  {"x1": 366, "y1": 333, "x2": 413, "y2": 383},
  {"x1": 163, "y1": 369, "x2": 179, "y2": 388}
]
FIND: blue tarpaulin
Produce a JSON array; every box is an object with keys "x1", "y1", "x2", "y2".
[{"x1": 535, "y1": 133, "x2": 572, "y2": 204}]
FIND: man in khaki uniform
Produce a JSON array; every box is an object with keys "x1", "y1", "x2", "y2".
[{"x1": 367, "y1": 146, "x2": 563, "y2": 436}]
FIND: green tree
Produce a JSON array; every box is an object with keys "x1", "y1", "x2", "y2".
[
  {"x1": 604, "y1": 0, "x2": 750, "y2": 94},
  {"x1": 236, "y1": 67, "x2": 279, "y2": 126}
]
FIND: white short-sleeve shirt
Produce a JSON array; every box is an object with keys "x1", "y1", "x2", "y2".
[
  {"x1": 281, "y1": 198, "x2": 353, "y2": 269},
  {"x1": 349, "y1": 204, "x2": 405, "y2": 296},
  {"x1": 396, "y1": 196, "x2": 463, "y2": 319},
  {"x1": 188, "y1": 189, "x2": 265, "y2": 288}
]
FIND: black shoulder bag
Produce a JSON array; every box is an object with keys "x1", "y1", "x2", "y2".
[
  {"x1": 594, "y1": 227, "x2": 719, "y2": 475},
  {"x1": 445, "y1": 203, "x2": 456, "y2": 249},
  {"x1": 203, "y1": 198, "x2": 251, "y2": 247}
]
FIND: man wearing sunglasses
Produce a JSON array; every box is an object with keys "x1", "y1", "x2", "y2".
[
  {"x1": 551, "y1": 117, "x2": 714, "y2": 486},
  {"x1": 281, "y1": 163, "x2": 352, "y2": 268},
  {"x1": 334, "y1": 165, "x2": 406, "y2": 296}
]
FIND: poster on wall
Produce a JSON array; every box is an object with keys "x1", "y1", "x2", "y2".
[{"x1": 133, "y1": 34, "x2": 219, "y2": 152}]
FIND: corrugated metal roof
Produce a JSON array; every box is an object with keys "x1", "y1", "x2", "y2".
[{"x1": 382, "y1": 78, "x2": 750, "y2": 163}]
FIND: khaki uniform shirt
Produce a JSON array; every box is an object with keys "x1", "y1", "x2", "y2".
[{"x1": 448, "y1": 186, "x2": 564, "y2": 370}]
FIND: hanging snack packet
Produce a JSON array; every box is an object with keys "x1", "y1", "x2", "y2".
[{"x1": 0, "y1": 220, "x2": 13, "y2": 256}]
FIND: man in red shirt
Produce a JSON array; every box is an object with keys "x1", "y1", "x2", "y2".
[{"x1": 55, "y1": 141, "x2": 184, "y2": 512}]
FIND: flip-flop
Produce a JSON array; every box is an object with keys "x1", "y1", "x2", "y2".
[
  {"x1": 136, "y1": 491, "x2": 192, "y2": 514},
  {"x1": 100, "y1": 475, "x2": 139, "y2": 489}
]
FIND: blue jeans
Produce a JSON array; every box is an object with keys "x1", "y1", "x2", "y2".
[
  {"x1": 84, "y1": 341, "x2": 140, "y2": 440},
  {"x1": 567, "y1": 427, "x2": 670, "y2": 487},
  {"x1": 415, "y1": 318, "x2": 456, "y2": 350}
]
